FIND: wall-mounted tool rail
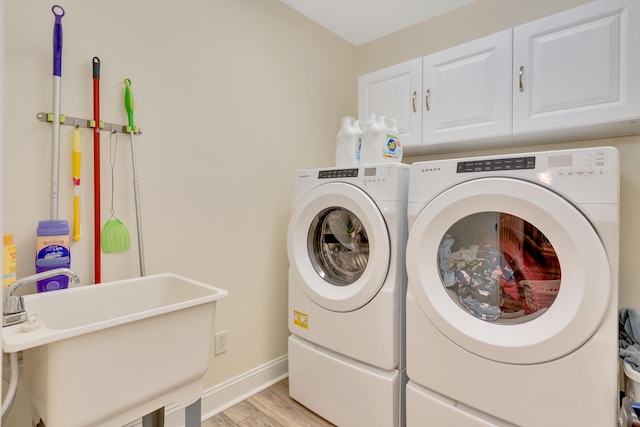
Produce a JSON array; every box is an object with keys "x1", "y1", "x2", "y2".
[{"x1": 36, "y1": 112, "x2": 142, "y2": 134}]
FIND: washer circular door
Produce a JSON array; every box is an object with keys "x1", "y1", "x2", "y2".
[
  {"x1": 406, "y1": 177, "x2": 611, "y2": 364},
  {"x1": 288, "y1": 182, "x2": 390, "y2": 312}
]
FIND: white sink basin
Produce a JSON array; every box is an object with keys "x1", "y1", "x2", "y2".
[{"x1": 2, "y1": 273, "x2": 228, "y2": 427}]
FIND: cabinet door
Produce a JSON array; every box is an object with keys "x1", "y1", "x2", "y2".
[
  {"x1": 358, "y1": 58, "x2": 422, "y2": 147},
  {"x1": 422, "y1": 30, "x2": 512, "y2": 146},
  {"x1": 513, "y1": 0, "x2": 640, "y2": 133}
]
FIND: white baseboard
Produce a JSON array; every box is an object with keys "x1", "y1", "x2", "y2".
[
  {"x1": 199, "y1": 355, "x2": 289, "y2": 420},
  {"x1": 126, "y1": 355, "x2": 288, "y2": 427}
]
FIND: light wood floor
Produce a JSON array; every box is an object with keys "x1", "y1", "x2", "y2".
[{"x1": 201, "y1": 378, "x2": 335, "y2": 427}]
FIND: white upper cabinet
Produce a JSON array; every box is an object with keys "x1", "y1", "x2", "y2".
[
  {"x1": 358, "y1": 58, "x2": 422, "y2": 147},
  {"x1": 357, "y1": 0, "x2": 640, "y2": 155},
  {"x1": 422, "y1": 29, "x2": 512, "y2": 147},
  {"x1": 513, "y1": 0, "x2": 640, "y2": 133}
]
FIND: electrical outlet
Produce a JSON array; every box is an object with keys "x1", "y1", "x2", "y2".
[{"x1": 214, "y1": 330, "x2": 228, "y2": 355}]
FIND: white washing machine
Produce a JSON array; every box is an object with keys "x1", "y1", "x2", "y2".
[
  {"x1": 404, "y1": 147, "x2": 619, "y2": 427},
  {"x1": 287, "y1": 163, "x2": 410, "y2": 427}
]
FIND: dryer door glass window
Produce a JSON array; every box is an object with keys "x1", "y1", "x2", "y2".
[
  {"x1": 308, "y1": 207, "x2": 369, "y2": 286},
  {"x1": 438, "y1": 211, "x2": 561, "y2": 324}
]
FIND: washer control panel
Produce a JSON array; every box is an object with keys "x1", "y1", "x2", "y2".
[
  {"x1": 455, "y1": 150, "x2": 609, "y2": 178},
  {"x1": 456, "y1": 156, "x2": 536, "y2": 173},
  {"x1": 545, "y1": 150, "x2": 608, "y2": 177}
]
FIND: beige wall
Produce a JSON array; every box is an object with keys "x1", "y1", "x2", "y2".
[
  {"x1": 357, "y1": 0, "x2": 640, "y2": 309},
  {"x1": 2, "y1": 0, "x2": 356, "y2": 424}
]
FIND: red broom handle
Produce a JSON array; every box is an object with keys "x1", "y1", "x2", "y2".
[{"x1": 92, "y1": 57, "x2": 101, "y2": 283}]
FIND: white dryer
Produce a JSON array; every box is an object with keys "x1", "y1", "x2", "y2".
[
  {"x1": 288, "y1": 163, "x2": 409, "y2": 427},
  {"x1": 404, "y1": 147, "x2": 619, "y2": 427}
]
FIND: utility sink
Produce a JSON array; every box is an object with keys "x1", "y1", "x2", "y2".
[{"x1": 2, "y1": 273, "x2": 228, "y2": 427}]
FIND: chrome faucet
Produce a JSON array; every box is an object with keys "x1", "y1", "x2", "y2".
[{"x1": 3, "y1": 268, "x2": 80, "y2": 327}]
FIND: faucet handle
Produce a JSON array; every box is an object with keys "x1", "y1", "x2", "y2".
[
  {"x1": 5, "y1": 295, "x2": 24, "y2": 315},
  {"x1": 69, "y1": 274, "x2": 80, "y2": 287}
]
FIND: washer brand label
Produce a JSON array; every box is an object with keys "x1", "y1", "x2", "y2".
[
  {"x1": 293, "y1": 310, "x2": 308, "y2": 329},
  {"x1": 421, "y1": 167, "x2": 441, "y2": 173},
  {"x1": 297, "y1": 174, "x2": 311, "y2": 179}
]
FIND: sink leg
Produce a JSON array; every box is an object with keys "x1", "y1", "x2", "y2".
[
  {"x1": 142, "y1": 407, "x2": 165, "y2": 427},
  {"x1": 185, "y1": 398, "x2": 202, "y2": 427}
]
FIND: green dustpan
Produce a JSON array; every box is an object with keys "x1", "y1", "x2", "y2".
[{"x1": 101, "y1": 216, "x2": 131, "y2": 253}]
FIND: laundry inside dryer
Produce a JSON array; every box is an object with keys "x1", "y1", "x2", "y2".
[{"x1": 437, "y1": 211, "x2": 561, "y2": 324}]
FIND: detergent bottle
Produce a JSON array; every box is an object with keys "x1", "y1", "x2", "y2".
[
  {"x1": 35, "y1": 220, "x2": 71, "y2": 292},
  {"x1": 381, "y1": 116, "x2": 402, "y2": 163},
  {"x1": 335, "y1": 116, "x2": 362, "y2": 167},
  {"x1": 359, "y1": 114, "x2": 381, "y2": 166},
  {"x1": 3, "y1": 234, "x2": 17, "y2": 289},
  {"x1": 360, "y1": 115, "x2": 403, "y2": 165}
]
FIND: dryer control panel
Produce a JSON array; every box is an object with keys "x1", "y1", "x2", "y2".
[
  {"x1": 317, "y1": 167, "x2": 391, "y2": 179},
  {"x1": 292, "y1": 164, "x2": 410, "y2": 202},
  {"x1": 318, "y1": 168, "x2": 359, "y2": 179}
]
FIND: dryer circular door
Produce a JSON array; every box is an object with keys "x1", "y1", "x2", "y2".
[
  {"x1": 288, "y1": 182, "x2": 390, "y2": 312},
  {"x1": 406, "y1": 177, "x2": 611, "y2": 364}
]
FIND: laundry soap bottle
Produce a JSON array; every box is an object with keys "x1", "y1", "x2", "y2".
[
  {"x1": 335, "y1": 116, "x2": 362, "y2": 167},
  {"x1": 378, "y1": 115, "x2": 402, "y2": 163},
  {"x1": 360, "y1": 115, "x2": 402, "y2": 165},
  {"x1": 3, "y1": 234, "x2": 17, "y2": 289},
  {"x1": 35, "y1": 220, "x2": 71, "y2": 292},
  {"x1": 359, "y1": 114, "x2": 381, "y2": 166}
]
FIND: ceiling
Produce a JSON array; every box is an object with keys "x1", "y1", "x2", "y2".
[{"x1": 280, "y1": 0, "x2": 476, "y2": 46}]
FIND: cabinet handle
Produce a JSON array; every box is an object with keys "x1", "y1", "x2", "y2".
[
  {"x1": 519, "y1": 66, "x2": 524, "y2": 92},
  {"x1": 425, "y1": 89, "x2": 431, "y2": 111},
  {"x1": 412, "y1": 91, "x2": 417, "y2": 112}
]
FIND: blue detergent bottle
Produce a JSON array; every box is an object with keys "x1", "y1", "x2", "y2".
[{"x1": 35, "y1": 220, "x2": 71, "y2": 292}]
